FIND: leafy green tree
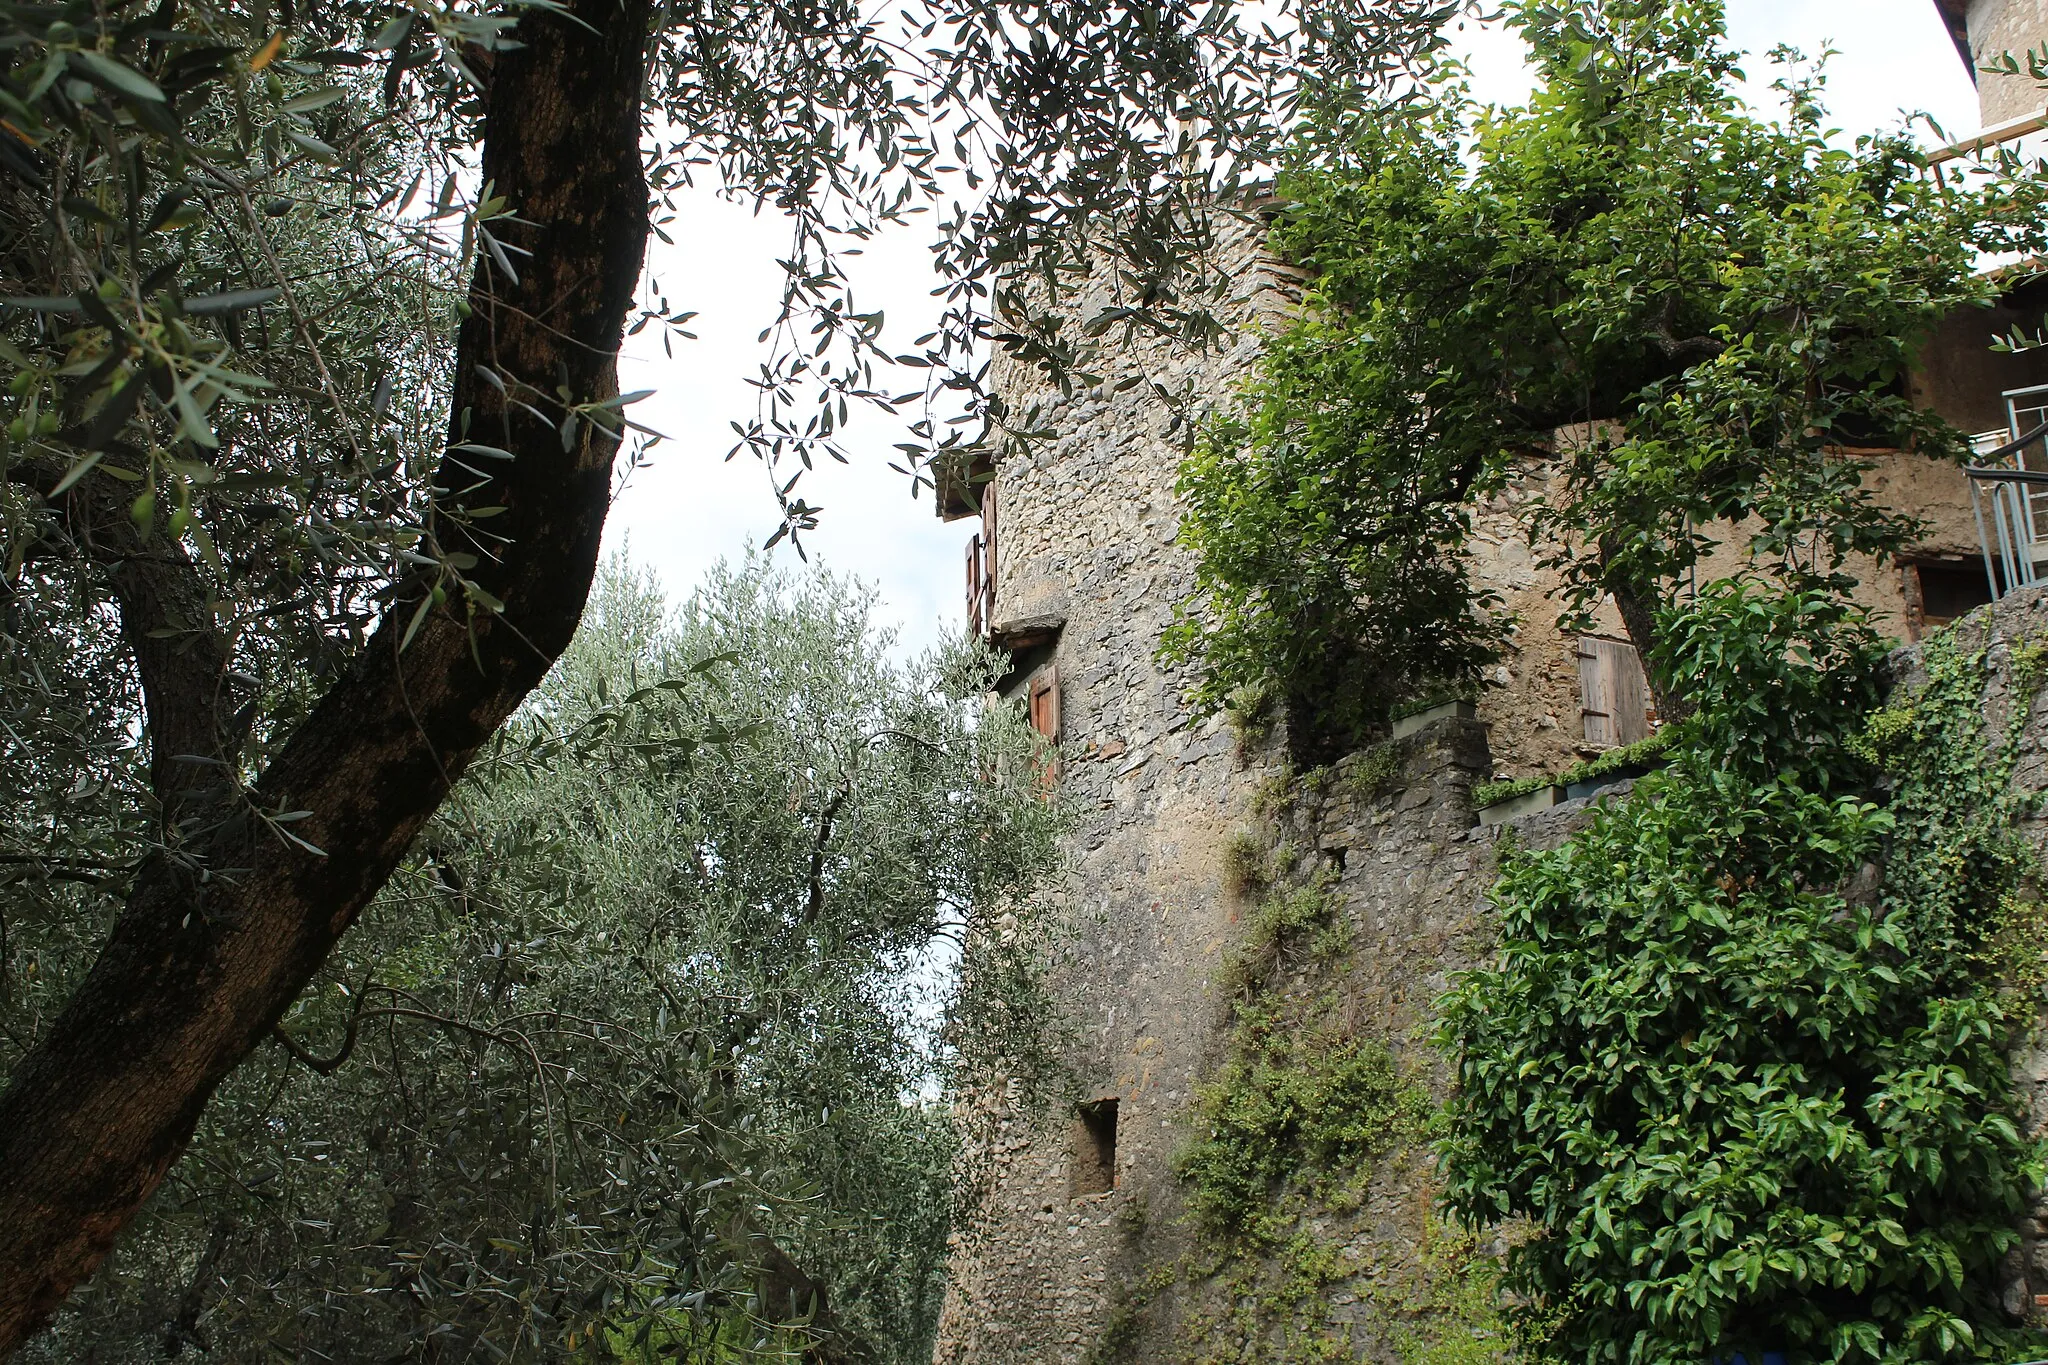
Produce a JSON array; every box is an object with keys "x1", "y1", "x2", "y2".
[
  {"x1": 18, "y1": 555, "x2": 1070, "y2": 1362},
  {"x1": 1163, "y1": 272, "x2": 1511, "y2": 757},
  {"x1": 0, "y1": 0, "x2": 1456, "y2": 1340},
  {"x1": 1169, "y1": 0, "x2": 2047, "y2": 744}
]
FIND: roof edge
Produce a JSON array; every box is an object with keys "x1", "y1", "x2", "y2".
[{"x1": 1933, "y1": 0, "x2": 1978, "y2": 82}]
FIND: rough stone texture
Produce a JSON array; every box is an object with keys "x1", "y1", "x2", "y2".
[
  {"x1": 1964, "y1": 0, "x2": 2048, "y2": 125},
  {"x1": 935, "y1": 199, "x2": 2048, "y2": 1360},
  {"x1": 941, "y1": 579, "x2": 2048, "y2": 1361},
  {"x1": 1466, "y1": 441, "x2": 1990, "y2": 780},
  {"x1": 935, "y1": 702, "x2": 1629, "y2": 1361},
  {"x1": 933, "y1": 213, "x2": 1301, "y2": 1365}
]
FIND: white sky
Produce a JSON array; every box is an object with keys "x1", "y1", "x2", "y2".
[{"x1": 602, "y1": 0, "x2": 1986, "y2": 655}]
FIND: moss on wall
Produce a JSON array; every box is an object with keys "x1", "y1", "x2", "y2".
[{"x1": 1085, "y1": 775, "x2": 1514, "y2": 1365}]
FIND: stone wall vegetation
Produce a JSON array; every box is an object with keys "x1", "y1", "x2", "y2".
[
  {"x1": 932, "y1": 15, "x2": 2048, "y2": 1341},
  {"x1": 1469, "y1": 731, "x2": 1674, "y2": 811},
  {"x1": 1030, "y1": 716, "x2": 1559, "y2": 1365},
  {"x1": 1441, "y1": 581, "x2": 2048, "y2": 1362},
  {"x1": 943, "y1": 578, "x2": 2048, "y2": 1365}
]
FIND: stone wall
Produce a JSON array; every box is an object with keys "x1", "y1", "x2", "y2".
[
  {"x1": 933, "y1": 207, "x2": 2035, "y2": 1360},
  {"x1": 933, "y1": 211, "x2": 1295, "y2": 1364},
  {"x1": 934, "y1": 662, "x2": 1672, "y2": 1360},
  {"x1": 1468, "y1": 444, "x2": 1988, "y2": 781},
  {"x1": 1963, "y1": 0, "x2": 2048, "y2": 125},
  {"x1": 940, "y1": 578, "x2": 2048, "y2": 1363}
]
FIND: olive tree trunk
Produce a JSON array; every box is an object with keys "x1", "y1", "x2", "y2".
[{"x1": 0, "y1": 0, "x2": 652, "y2": 1349}]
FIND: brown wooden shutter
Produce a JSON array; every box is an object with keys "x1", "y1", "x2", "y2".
[
  {"x1": 981, "y1": 482, "x2": 998, "y2": 608},
  {"x1": 1028, "y1": 664, "x2": 1060, "y2": 741},
  {"x1": 965, "y1": 535, "x2": 983, "y2": 637},
  {"x1": 1028, "y1": 664, "x2": 1061, "y2": 790},
  {"x1": 1577, "y1": 636, "x2": 1650, "y2": 747}
]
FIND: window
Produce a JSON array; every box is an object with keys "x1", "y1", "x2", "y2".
[
  {"x1": 1904, "y1": 559, "x2": 1996, "y2": 639},
  {"x1": 1577, "y1": 636, "x2": 1651, "y2": 747},
  {"x1": 1070, "y1": 1098, "x2": 1118, "y2": 1197}
]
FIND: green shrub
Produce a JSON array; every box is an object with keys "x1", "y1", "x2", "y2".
[
  {"x1": 1217, "y1": 865, "x2": 1341, "y2": 999},
  {"x1": 1346, "y1": 743, "x2": 1402, "y2": 803},
  {"x1": 1471, "y1": 731, "x2": 1674, "y2": 811},
  {"x1": 1440, "y1": 582, "x2": 2047, "y2": 1363},
  {"x1": 1220, "y1": 830, "x2": 1270, "y2": 901},
  {"x1": 1165, "y1": 0, "x2": 2048, "y2": 761}
]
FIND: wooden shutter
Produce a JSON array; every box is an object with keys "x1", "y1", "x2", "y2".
[
  {"x1": 1028, "y1": 665, "x2": 1061, "y2": 790},
  {"x1": 1028, "y1": 665, "x2": 1061, "y2": 741},
  {"x1": 963, "y1": 485, "x2": 998, "y2": 638},
  {"x1": 1577, "y1": 636, "x2": 1650, "y2": 747},
  {"x1": 964, "y1": 535, "x2": 982, "y2": 636},
  {"x1": 981, "y1": 483, "x2": 998, "y2": 607}
]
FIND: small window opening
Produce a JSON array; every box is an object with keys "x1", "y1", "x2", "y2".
[
  {"x1": 1577, "y1": 636, "x2": 1652, "y2": 747},
  {"x1": 1069, "y1": 1098, "x2": 1118, "y2": 1197},
  {"x1": 1906, "y1": 559, "x2": 1996, "y2": 638}
]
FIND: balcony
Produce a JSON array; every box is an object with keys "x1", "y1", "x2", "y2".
[{"x1": 1969, "y1": 387, "x2": 2048, "y2": 600}]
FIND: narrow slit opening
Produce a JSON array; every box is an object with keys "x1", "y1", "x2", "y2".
[{"x1": 1070, "y1": 1098, "x2": 1118, "y2": 1197}]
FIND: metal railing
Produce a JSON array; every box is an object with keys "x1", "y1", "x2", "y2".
[{"x1": 1967, "y1": 385, "x2": 2048, "y2": 601}]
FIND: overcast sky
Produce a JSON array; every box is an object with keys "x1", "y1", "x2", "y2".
[{"x1": 600, "y1": 0, "x2": 1987, "y2": 656}]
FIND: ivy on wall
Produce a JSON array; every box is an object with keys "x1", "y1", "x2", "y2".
[
  {"x1": 1440, "y1": 582, "x2": 2048, "y2": 1363},
  {"x1": 1101, "y1": 805, "x2": 1512, "y2": 1365}
]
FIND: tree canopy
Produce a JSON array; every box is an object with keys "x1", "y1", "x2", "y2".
[
  {"x1": 1167, "y1": 0, "x2": 2048, "y2": 750},
  {"x1": 0, "y1": 0, "x2": 1456, "y2": 1342},
  {"x1": 14, "y1": 556, "x2": 1070, "y2": 1362}
]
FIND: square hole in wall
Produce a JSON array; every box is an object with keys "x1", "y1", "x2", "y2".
[
  {"x1": 1909, "y1": 559, "x2": 1997, "y2": 635},
  {"x1": 1069, "y1": 1098, "x2": 1118, "y2": 1198}
]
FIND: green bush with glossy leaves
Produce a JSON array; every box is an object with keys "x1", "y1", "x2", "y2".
[{"x1": 1440, "y1": 581, "x2": 2047, "y2": 1364}]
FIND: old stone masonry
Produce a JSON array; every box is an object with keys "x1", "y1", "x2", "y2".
[
  {"x1": 930, "y1": 145, "x2": 2048, "y2": 1365},
  {"x1": 926, "y1": 8, "x2": 2048, "y2": 1352}
]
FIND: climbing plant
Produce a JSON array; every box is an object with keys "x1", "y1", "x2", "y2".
[
  {"x1": 1167, "y1": 0, "x2": 2048, "y2": 743},
  {"x1": 1170, "y1": 850, "x2": 1434, "y2": 1364},
  {"x1": 1145, "y1": 806, "x2": 1509, "y2": 1365},
  {"x1": 1440, "y1": 579, "x2": 2048, "y2": 1363}
]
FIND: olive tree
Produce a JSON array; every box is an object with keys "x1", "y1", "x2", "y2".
[
  {"x1": 18, "y1": 555, "x2": 1071, "y2": 1362},
  {"x1": 0, "y1": 0, "x2": 1456, "y2": 1344}
]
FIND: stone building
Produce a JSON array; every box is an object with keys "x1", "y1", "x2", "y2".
[
  {"x1": 931, "y1": 11, "x2": 2048, "y2": 1360},
  {"x1": 1937, "y1": 0, "x2": 2048, "y2": 126}
]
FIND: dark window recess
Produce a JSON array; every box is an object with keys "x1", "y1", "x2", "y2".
[
  {"x1": 1070, "y1": 1098, "x2": 1118, "y2": 1197},
  {"x1": 1909, "y1": 560, "x2": 1996, "y2": 635},
  {"x1": 1577, "y1": 636, "x2": 1652, "y2": 747}
]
